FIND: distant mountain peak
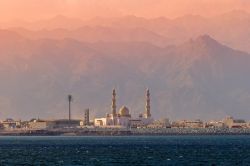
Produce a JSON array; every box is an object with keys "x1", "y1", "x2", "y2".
[
  {"x1": 187, "y1": 34, "x2": 220, "y2": 48},
  {"x1": 195, "y1": 34, "x2": 217, "y2": 44},
  {"x1": 180, "y1": 35, "x2": 230, "y2": 56}
]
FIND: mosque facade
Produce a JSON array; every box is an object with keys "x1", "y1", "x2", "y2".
[{"x1": 94, "y1": 89, "x2": 153, "y2": 128}]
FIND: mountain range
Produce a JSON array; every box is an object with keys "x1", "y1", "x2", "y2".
[
  {"x1": 4, "y1": 10, "x2": 250, "y2": 53},
  {"x1": 0, "y1": 28, "x2": 250, "y2": 120}
]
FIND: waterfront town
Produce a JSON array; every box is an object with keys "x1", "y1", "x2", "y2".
[{"x1": 0, "y1": 89, "x2": 250, "y2": 136}]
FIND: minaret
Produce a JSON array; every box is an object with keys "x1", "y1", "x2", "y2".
[
  {"x1": 111, "y1": 88, "x2": 117, "y2": 117},
  {"x1": 145, "y1": 88, "x2": 151, "y2": 118}
]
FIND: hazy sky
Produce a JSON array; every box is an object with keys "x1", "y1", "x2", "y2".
[{"x1": 0, "y1": 0, "x2": 250, "y2": 22}]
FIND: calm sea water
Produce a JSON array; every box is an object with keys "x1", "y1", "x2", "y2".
[{"x1": 0, "y1": 136, "x2": 249, "y2": 166}]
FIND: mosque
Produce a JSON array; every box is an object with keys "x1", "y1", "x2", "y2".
[{"x1": 94, "y1": 89, "x2": 153, "y2": 128}]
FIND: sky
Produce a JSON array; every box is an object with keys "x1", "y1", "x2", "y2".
[{"x1": 0, "y1": 0, "x2": 250, "y2": 22}]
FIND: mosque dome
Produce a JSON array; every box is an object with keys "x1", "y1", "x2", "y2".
[{"x1": 119, "y1": 106, "x2": 130, "y2": 117}]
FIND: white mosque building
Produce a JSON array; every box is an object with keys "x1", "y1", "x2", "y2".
[{"x1": 94, "y1": 89, "x2": 153, "y2": 128}]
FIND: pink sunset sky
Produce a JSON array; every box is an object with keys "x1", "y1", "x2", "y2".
[{"x1": 0, "y1": 0, "x2": 249, "y2": 22}]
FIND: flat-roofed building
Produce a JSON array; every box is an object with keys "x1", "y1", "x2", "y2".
[
  {"x1": 172, "y1": 119, "x2": 204, "y2": 128},
  {"x1": 205, "y1": 120, "x2": 225, "y2": 128},
  {"x1": 52, "y1": 119, "x2": 80, "y2": 128},
  {"x1": 147, "y1": 118, "x2": 171, "y2": 128},
  {"x1": 1, "y1": 118, "x2": 21, "y2": 129},
  {"x1": 29, "y1": 119, "x2": 54, "y2": 130},
  {"x1": 223, "y1": 116, "x2": 247, "y2": 128},
  {"x1": 94, "y1": 118, "x2": 111, "y2": 127}
]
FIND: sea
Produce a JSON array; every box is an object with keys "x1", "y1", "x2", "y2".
[{"x1": 0, "y1": 136, "x2": 249, "y2": 166}]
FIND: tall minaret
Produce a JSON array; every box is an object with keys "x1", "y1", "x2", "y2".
[
  {"x1": 145, "y1": 88, "x2": 151, "y2": 118},
  {"x1": 111, "y1": 88, "x2": 117, "y2": 117}
]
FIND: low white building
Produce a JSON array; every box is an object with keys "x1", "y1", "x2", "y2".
[{"x1": 94, "y1": 117, "x2": 112, "y2": 126}]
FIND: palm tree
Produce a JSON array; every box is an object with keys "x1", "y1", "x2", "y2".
[{"x1": 68, "y1": 94, "x2": 73, "y2": 121}]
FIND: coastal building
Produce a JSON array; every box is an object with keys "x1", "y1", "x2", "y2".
[
  {"x1": 223, "y1": 116, "x2": 248, "y2": 128},
  {"x1": 29, "y1": 119, "x2": 54, "y2": 130},
  {"x1": 94, "y1": 118, "x2": 108, "y2": 126},
  {"x1": 172, "y1": 119, "x2": 204, "y2": 128},
  {"x1": 1, "y1": 118, "x2": 21, "y2": 129},
  {"x1": 51, "y1": 119, "x2": 80, "y2": 128},
  {"x1": 147, "y1": 119, "x2": 171, "y2": 128},
  {"x1": 94, "y1": 89, "x2": 153, "y2": 128},
  {"x1": 94, "y1": 89, "x2": 129, "y2": 127},
  {"x1": 205, "y1": 120, "x2": 225, "y2": 128},
  {"x1": 94, "y1": 105, "x2": 132, "y2": 127},
  {"x1": 129, "y1": 119, "x2": 144, "y2": 128},
  {"x1": 29, "y1": 119, "x2": 81, "y2": 129}
]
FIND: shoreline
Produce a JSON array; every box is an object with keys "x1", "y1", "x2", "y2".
[{"x1": 1, "y1": 128, "x2": 250, "y2": 136}]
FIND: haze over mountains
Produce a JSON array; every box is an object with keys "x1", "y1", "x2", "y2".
[
  {"x1": 1, "y1": 10, "x2": 250, "y2": 120},
  {"x1": 4, "y1": 10, "x2": 250, "y2": 53}
]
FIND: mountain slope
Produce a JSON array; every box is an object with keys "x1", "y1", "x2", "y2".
[
  {"x1": 0, "y1": 33, "x2": 250, "y2": 120},
  {"x1": 9, "y1": 26, "x2": 171, "y2": 47}
]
